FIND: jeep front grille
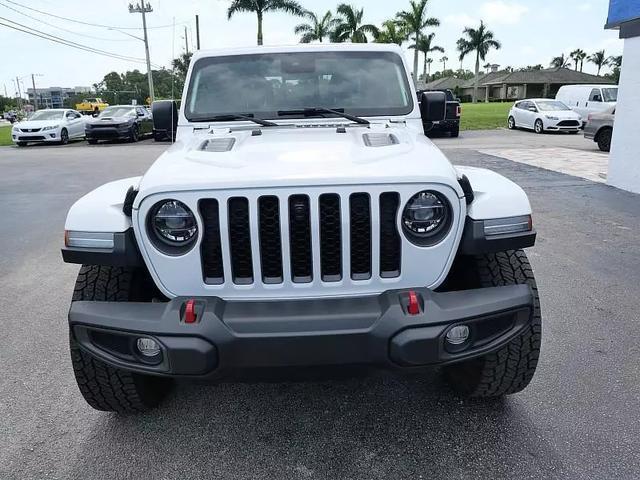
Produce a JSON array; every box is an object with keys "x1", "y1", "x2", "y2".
[{"x1": 199, "y1": 191, "x2": 402, "y2": 286}]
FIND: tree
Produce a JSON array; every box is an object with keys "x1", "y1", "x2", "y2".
[
  {"x1": 409, "y1": 32, "x2": 443, "y2": 81},
  {"x1": 172, "y1": 52, "x2": 193, "y2": 94},
  {"x1": 456, "y1": 20, "x2": 501, "y2": 103},
  {"x1": 605, "y1": 55, "x2": 623, "y2": 83},
  {"x1": 374, "y1": 20, "x2": 407, "y2": 46},
  {"x1": 570, "y1": 49, "x2": 587, "y2": 71},
  {"x1": 332, "y1": 4, "x2": 379, "y2": 43},
  {"x1": 425, "y1": 58, "x2": 433, "y2": 80},
  {"x1": 588, "y1": 50, "x2": 609, "y2": 76},
  {"x1": 396, "y1": 0, "x2": 439, "y2": 82},
  {"x1": 294, "y1": 10, "x2": 339, "y2": 43},
  {"x1": 550, "y1": 54, "x2": 571, "y2": 68},
  {"x1": 483, "y1": 62, "x2": 491, "y2": 73},
  {"x1": 608, "y1": 55, "x2": 622, "y2": 69},
  {"x1": 227, "y1": 0, "x2": 304, "y2": 46},
  {"x1": 440, "y1": 55, "x2": 448, "y2": 71}
]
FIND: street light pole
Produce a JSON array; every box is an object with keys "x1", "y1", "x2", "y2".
[{"x1": 128, "y1": 1, "x2": 155, "y2": 103}]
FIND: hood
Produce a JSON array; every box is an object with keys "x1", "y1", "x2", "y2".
[
  {"x1": 545, "y1": 110, "x2": 582, "y2": 120},
  {"x1": 136, "y1": 124, "x2": 462, "y2": 200},
  {"x1": 88, "y1": 116, "x2": 133, "y2": 125},
  {"x1": 15, "y1": 119, "x2": 62, "y2": 129}
]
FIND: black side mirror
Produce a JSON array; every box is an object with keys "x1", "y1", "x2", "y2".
[{"x1": 420, "y1": 92, "x2": 446, "y2": 123}]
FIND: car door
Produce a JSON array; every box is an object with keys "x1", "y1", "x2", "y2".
[
  {"x1": 136, "y1": 107, "x2": 151, "y2": 134},
  {"x1": 520, "y1": 101, "x2": 535, "y2": 129},
  {"x1": 585, "y1": 88, "x2": 605, "y2": 115},
  {"x1": 64, "y1": 110, "x2": 83, "y2": 138}
]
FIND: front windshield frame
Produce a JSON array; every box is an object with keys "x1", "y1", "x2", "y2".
[
  {"x1": 602, "y1": 88, "x2": 618, "y2": 102},
  {"x1": 535, "y1": 100, "x2": 571, "y2": 112},
  {"x1": 184, "y1": 51, "x2": 414, "y2": 122},
  {"x1": 99, "y1": 107, "x2": 136, "y2": 118},
  {"x1": 29, "y1": 110, "x2": 64, "y2": 121}
]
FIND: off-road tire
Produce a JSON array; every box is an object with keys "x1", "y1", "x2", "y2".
[
  {"x1": 69, "y1": 265, "x2": 172, "y2": 413},
  {"x1": 450, "y1": 126, "x2": 460, "y2": 138},
  {"x1": 596, "y1": 128, "x2": 612, "y2": 152},
  {"x1": 444, "y1": 250, "x2": 542, "y2": 397}
]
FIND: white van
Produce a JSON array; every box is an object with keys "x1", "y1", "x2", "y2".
[{"x1": 556, "y1": 85, "x2": 618, "y2": 121}]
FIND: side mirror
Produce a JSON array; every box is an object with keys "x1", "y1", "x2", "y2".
[
  {"x1": 528, "y1": 106, "x2": 537, "y2": 112},
  {"x1": 419, "y1": 91, "x2": 446, "y2": 123}
]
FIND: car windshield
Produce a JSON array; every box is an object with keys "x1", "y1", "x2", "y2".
[
  {"x1": 602, "y1": 88, "x2": 617, "y2": 102},
  {"x1": 29, "y1": 110, "x2": 64, "y2": 121},
  {"x1": 99, "y1": 107, "x2": 135, "y2": 118},
  {"x1": 536, "y1": 101, "x2": 571, "y2": 111},
  {"x1": 185, "y1": 51, "x2": 414, "y2": 121}
]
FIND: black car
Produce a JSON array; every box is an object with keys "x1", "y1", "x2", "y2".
[
  {"x1": 417, "y1": 89, "x2": 461, "y2": 137},
  {"x1": 85, "y1": 105, "x2": 153, "y2": 144}
]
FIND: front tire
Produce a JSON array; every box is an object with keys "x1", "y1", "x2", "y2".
[
  {"x1": 507, "y1": 116, "x2": 516, "y2": 130},
  {"x1": 16, "y1": 141, "x2": 27, "y2": 147},
  {"x1": 129, "y1": 124, "x2": 139, "y2": 142},
  {"x1": 450, "y1": 125, "x2": 460, "y2": 138},
  {"x1": 60, "y1": 128, "x2": 69, "y2": 145},
  {"x1": 69, "y1": 265, "x2": 172, "y2": 413},
  {"x1": 596, "y1": 128, "x2": 612, "y2": 152},
  {"x1": 87, "y1": 139, "x2": 98, "y2": 145},
  {"x1": 443, "y1": 250, "x2": 542, "y2": 397},
  {"x1": 534, "y1": 119, "x2": 544, "y2": 134}
]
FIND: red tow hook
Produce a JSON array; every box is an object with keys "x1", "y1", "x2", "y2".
[
  {"x1": 407, "y1": 290, "x2": 420, "y2": 315},
  {"x1": 184, "y1": 299, "x2": 197, "y2": 324}
]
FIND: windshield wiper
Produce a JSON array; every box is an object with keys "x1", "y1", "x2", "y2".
[
  {"x1": 191, "y1": 113, "x2": 278, "y2": 127},
  {"x1": 277, "y1": 107, "x2": 370, "y2": 125}
]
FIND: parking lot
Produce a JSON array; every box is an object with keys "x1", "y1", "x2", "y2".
[{"x1": 1, "y1": 130, "x2": 639, "y2": 479}]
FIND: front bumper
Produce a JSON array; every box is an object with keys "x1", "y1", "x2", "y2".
[
  {"x1": 69, "y1": 285, "x2": 533, "y2": 379},
  {"x1": 86, "y1": 126, "x2": 132, "y2": 140},
  {"x1": 545, "y1": 120, "x2": 581, "y2": 132},
  {"x1": 12, "y1": 129, "x2": 61, "y2": 142}
]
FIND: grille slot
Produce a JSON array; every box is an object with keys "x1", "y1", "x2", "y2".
[
  {"x1": 288, "y1": 195, "x2": 313, "y2": 283},
  {"x1": 199, "y1": 199, "x2": 224, "y2": 284},
  {"x1": 379, "y1": 192, "x2": 401, "y2": 278},
  {"x1": 349, "y1": 193, "x2": 372, "y2": 280},
  {"x1": 319, "y1": 194, "x2": 342, "y2": 282},
  {"x1": 258, "y1": 196, "x2": 283, "y2": 284},
  {"x1": 228, "y1": 197, "x2": 253, "y2": 284}
]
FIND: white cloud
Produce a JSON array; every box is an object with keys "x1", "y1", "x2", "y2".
[
  {"x1": 577, "y1": 3, "x2": 592, "y2": 12},
  {"x1": 444, "y1": 14, "x2": 479, "y2": 29},
  {"x1": 480, "y1": 1, "x2": 529, "y2": 25}
]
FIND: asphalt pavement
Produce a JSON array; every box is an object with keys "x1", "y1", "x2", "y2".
[{"x1": 1, "y1": 132, "x2": 639, "y2": 479}]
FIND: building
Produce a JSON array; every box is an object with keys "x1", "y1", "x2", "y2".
[
  {"x1": 26, "y1": 86, "x2": 93, "y2": 109},
  {"x1": 423, "y1": 67, "x2": 614, "y2": 101},
  {"x1": 606, "y1": 0, "x2": 640, "y2": 194}
]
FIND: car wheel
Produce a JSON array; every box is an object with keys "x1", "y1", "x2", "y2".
[
  {"x1": 16, "y1": 141, "x2": 27, "y2": 147},
  {"x1": 508, "y1": 116, "x2": 516, "y2": 130},
  {"x1": 450, "y1": 126, "x2": 460, "y2": 138},
  {"x1": 534, "y1": 119, "x2": 544, "y2": 134},
  {"x1": 596, "y1": 128, "x2": 612, "y2": 152},
  {"x1": 87, "y1": 139, "x2": 98, "y2": 145},
  {"x1": 60, "y1": 128, "x2": 69, "y2": 145},
  {"x1": 130, "y1": 125, "x2": 139, "y2": 143}
]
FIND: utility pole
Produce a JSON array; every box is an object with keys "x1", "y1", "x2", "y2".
[
  {"x1": 195, "y1": 15, "x2": 200, "y2": 50},
  {"x1": 31, "y1": 74, "x2": 38, "y2": 110},
  {"x1": 184, "y1": 26, "x2": 189, "y2": 54},
  {"x1": 14, "y1": 77, "x2": 22, "y2": 110},
  {"x1": 129, "y1": 1, "x2": 155, "y2": 103}
]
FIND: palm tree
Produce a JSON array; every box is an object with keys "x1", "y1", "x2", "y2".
[
  {"x1": 426, "y1": 58, "x2": 433, "y2": 80},
  {"x1": 227, "y1": 0, "x2": 305, "y2": 46},
  {"x1": 550, "y1": 54, "x2": 571, "y2": 68},
  {"x1": 294, "y1": 10, "x2": 339, "y2": 43},
  {"x1": 456, "y1": 21, "x2": 501, "y2": 103},
  {"x1": 409, "y1": 33, "x2": 443, "y2": 82},
  {"x1": 332, "y1": 4, "x2": 379, "y2": 43},
  {"x1": 588, "y1": 50, "x2": 609, "y2": 76},
  {"x1": 374, "y1": 20, "x2": 407, "y2": 46},
  {"x1": 570, "y1": 49, "x2": 586, "y2": 71},
  {"x1": 440, "y1": 55, "x2": 448, "y2": 72},
  {"x1": 607, "y1": 55, "x2": 622, "y2": 69},
  {"x1": 396, "y1": 0, "x2": 440, "y2": 82},
  {"x1": 483, "y1": 62, "x2": 491, "y2": 73}
]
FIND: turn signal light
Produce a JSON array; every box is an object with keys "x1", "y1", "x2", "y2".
[{"x1": 407, "y1": 291, "x2": 420, "y2": 315}]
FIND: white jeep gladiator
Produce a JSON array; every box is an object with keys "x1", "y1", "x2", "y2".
[{"x1": 62, "y1": 44, "x2": 541, "y2": 413}]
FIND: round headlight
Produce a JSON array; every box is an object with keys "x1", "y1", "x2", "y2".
[
  {"x1": 402, "y1": 191, "x2": 451, "y2": 245},
  {"x1": 150, "y1": 200, "x2": 198, "y2": 247}
]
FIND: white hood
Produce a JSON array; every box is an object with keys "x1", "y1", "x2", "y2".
[
  {"x1": 135, "y1": 124, "x2": 463, "y2": 201},
  {"x1": 15, "y1": 119, "x2": 62, "y2": 129},
  {"x1": 544, "y1": 109, "x2": 582, "y2": 120}
]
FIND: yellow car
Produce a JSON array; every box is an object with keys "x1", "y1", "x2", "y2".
[{"x1": 75, "y1": 98, "x2": 109, "y2": 115}]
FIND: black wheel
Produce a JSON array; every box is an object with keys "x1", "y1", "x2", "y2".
[
  {"x1": 60, "y1": 128, "x2": 69, "y2": 145},
  {"x1": 450, "y1": 126, "x2": 460, "y2": 138},
  {"x1": 129, "y1": 124, "x2": 139, "y2": 142},
  {"x1": 93, "y1": 107, "x2": 99, "y2": 115},
  {"x1": 569, "y1": 131, "x2": 579, "y2": 135},
  {"x1": 69, "y1": 265, "x2": 172, "y2": 413},
  {"x1": 507, "y1": 116, "x2": 516, "y2": 130},
  {"x1": 16, "y1": 141, "x2": 27, "y2": 147},
  {"x1": 596, "y1": 128, "x2": 612, "y2": 152},
  {"x1": 154, "y1": 131, "x2": 164, "y2": 142},
  {"x1": 87, "y1": 139, "x2": 98, "y2": 145},
  {"x1": 534, "y1": 119, "x2": 544, "y2": 134},
  {"x1": 443, "y1": 250, "x2": 542, "y2": 398}
]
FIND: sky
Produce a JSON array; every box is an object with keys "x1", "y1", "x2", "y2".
[{"x1": 1, "y1": 0, "x2": 623, "y2": 95}]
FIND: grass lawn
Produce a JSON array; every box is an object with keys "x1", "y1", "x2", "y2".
[
  {"x1": 0, "y1": 125, "x2": 13, "y2": 146},
  {"x1": 460, "y1": 102, "x2": 512, "y2": 131}
]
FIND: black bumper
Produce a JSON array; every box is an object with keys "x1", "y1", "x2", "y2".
[
  {"x1": 69, "y1": 285, "x2": 533, "y2": 379},
  {"x1": 86, "y1": 127, "x2": 131, "y2": 140}
]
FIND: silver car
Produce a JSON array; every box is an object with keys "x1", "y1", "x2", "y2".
[{"x1": 584, "y1": 106, "x2": 615, "y2": 152}]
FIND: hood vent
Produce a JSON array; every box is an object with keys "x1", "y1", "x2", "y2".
[
  {"x1": 200, "y1": 137, "x2": 236, "y2": 152},
  {"x1": 363, "y1": 133, "x2": 399, "y2": 148}
]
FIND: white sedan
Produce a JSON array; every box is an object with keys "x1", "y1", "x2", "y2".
[
  {"x1": 11, "y1": 109, "x2": 86, "y2": 146},
  {"x1": 508, "y1": 99, "x2": 582, "y2": 134}
]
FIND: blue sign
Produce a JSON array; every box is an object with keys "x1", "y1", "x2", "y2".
[{"x1": 606, "y1": 0, "x2": 640, "y2": 28}]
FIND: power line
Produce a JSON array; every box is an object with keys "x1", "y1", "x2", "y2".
[
  {"x1": 3, "y1": 0, "x2": 188, "y2": 30},
  {"x1": 0, "y1": 17, "x2": 161, "y2": 66},
  {"x1": 0, "y1": 0, "x2": 134, "y2": 42}
]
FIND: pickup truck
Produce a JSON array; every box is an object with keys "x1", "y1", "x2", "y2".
[
  {"x1": 418, "y1": 88, "x2": 461, "y2": 137},
  {"x1": 75, "y1": 98, "x2": 109, "y2": 115}
]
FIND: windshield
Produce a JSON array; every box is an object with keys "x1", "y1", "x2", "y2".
[
  {"x1": 29, "y1": 110, "x2": 64, "y2": 121},
  {"x1": 536, "y1": 100, "x2": 571, "y2": 111},
  {"x1": 185, "y1": 51, "x2": 413, "y2": 121},
  {"x1": 99, "y1": 107, "x2": 135, "y2": 118},
  {"x1": 602, "y1": 88, "x2": 617, "y2": 102}
]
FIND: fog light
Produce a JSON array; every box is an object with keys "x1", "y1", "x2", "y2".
[
  {"x1": 136, "y1": 337, "x2": 161, "y2": 357},
  {"x1": 446, "y1": 325, "x2": 470, "y2": 345}
]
